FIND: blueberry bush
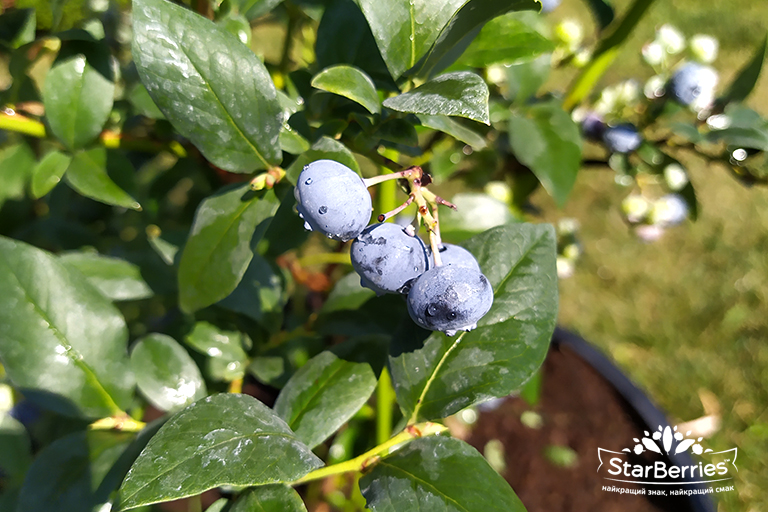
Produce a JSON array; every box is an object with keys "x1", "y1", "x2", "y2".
[{"x1": 0, "y1": 0, "x2": 765, "y2": 510}]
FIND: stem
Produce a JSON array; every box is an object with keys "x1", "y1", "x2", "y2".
[
  {"x1": 228, "y1": 378, "x2": 243, "y2": 394},
  {"x1": 291, "y1": 422, "x2": 448, "y2": 486},
  {"x1": 0, "y1": 111, "x2": 46, "y2": 137},
  {"x1": 89, "y1": 415, "x2": 147, "y2": 433},
  {"x1": 408, "y1": 332, "x2": 467, "y2": 424},
  {"x1": 363, "y1": 168, "x2": 416, "y2": 188},
  {"x1": 279, "y1": 3, "x2": 301, "y2": 75},
  {"x1": 378, "y1": 195, "x2": 414, "y2": 223},
  {"x1": 376, "y1": 368, "x2": 395, "y2": 445}
]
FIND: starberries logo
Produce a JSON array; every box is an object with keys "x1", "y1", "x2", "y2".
[{"x1": 597, "y1": 424, "x2": 738, "y2": 497}]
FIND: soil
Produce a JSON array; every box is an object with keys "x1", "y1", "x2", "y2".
[{"x1": 464, "y1": 342, "x2": 698, "y2": 512}]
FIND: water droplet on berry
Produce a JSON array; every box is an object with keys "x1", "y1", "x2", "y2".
[
  {"x1": 426, "y1": 304, "x2": 437, "y2": 317},
  {"x1": 447, "y1": 312, "x2": 457, "y2": 320},
  {"x1": 305, "y1": 177, "x2": 313, "y2": 185},
  {"x1": 303, "y1": 221, "x2": 313, "y2": 231},
  {"x1": 318, "y1": 206, "x2": 328, "y2": 215}
]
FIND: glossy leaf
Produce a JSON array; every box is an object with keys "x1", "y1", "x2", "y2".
[
  {"x1": 312, "y1": 65, "x2": 381, "y2": 114},
  {"x1": 508, "y1": 101, "x2": 581, "y2": 207},
  {"x1": 720, "y1": 34, "x2": 767, "y2": 105},
  {"x1": 274, "y1": 351, "x2": 377, "y2": 448},
  {"x1": 31, "y1": 150, "x2": 72, "y2": 199},
  {"x1": 60, "y1": 251, "x2": 153, "y2": 301},
  {"x1": 236, "y1": 0, "x2": 283, "y2": 20},
  {"x1": 117, "y1": 394, "x2": 323, "y2": 510},
  {"x1": 355, "y1": 0, "x2": 467, "y2": 79},
  {"x1": 43, "y1": 41, "x2": 114, "y2": 150},
  {"x1": 230, "y1": 485, "x2": 307, "y2": 512},
  {"x1": 457, "y1": 12, "x2": 554, "y2": 67},
  {"x1": 319, "y1": 272, "x2": 376, "y2": 315},
  {"x1": 132, "y1": 0, "x2": 282, "y2": 173},
  {"x1": 130, "y1": 334, "x2": 206, "y2": 412},
  {"x1": 360, "y1": 436, "x2": 525, "y2": 512},
  {"x1": 389, "y1": 223, "x2": 557, "y2": 421},
  {"x1": 127, "y1": 83, "x2": 164, "y2": 119},
  {"x1": 185, "y1": 322, "x2": 248, "y2": 381},
  {"x1": 0, "y1": 142, "x2": 35, "y2": 206},
  {"x1": 177, "y1": 185, "x2": 280, "y2": 313},
  {"x1": 416, "y1": 0, "x2": 541, "y2": 77},
  {"x1": 17, "y1": 430, "x2": 134, "y2": 512},
  {"x1": 285, "y1": 136, "x2": 361, "y2": 184},
  {"x1": 0, "y1": 236, "x2": 134, "y2": 418},
  {"x1": 218, "y1": 253, "x2": 288, "y2": 332},
  {"x1": 383, "y1": 71, "x2": 490, "y2": 124},
  {"x1": 65, "y1": 148, "x2": 142, "y2": 210},
  {"x1": 0, "y1": 9, "x2": 35, "y2": 48},
  {"x1": 280, "y1": 125, "x2": 311, "y2": 154},
  {"x1": 505, "y1": 53, "x2": 550, "y2": 103},
  {"x1": 418, "y1": 114, "x2": 487, "y2": 150}
]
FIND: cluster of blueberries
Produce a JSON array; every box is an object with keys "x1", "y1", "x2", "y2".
[
  {"x1": 294, "y1": 160, "x2": 494, "y2": 336},
  {"x1": 583, "y1": 62, "x2": 716, "y2": 155}
]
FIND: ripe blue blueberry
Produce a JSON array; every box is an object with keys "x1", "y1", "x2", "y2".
[
  {"x1": 407, "y1": 265, "x2": 493, "y2": 336},
  {"x1": 294, "y1": 160, "x2": 372, "y2": 242},
  {"x1": 350, "y1": 223, "x2": 430, "y2": 296},
  {"x1": 668, "y1": 62, "x2": 718, "y2": 107},
  {"x1": 429, "y1": 243, "x2": 480, "y2": 272},
  {"x1": 602, "y1": 123, "x2": 642, "y2": 154},
  {"x1": 539, "y1": 0, "x2": 561, "y2": 13}
]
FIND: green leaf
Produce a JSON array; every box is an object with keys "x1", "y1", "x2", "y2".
[
  {"x1": 42, "y1": 40, "x2": 114, "y2": 150},
  {"x1": 230, "y1": 485, "x2": 307, "y2": 512},
  {"x1": 456, "y1": 12, "x2": 554, "y2": 67},
  {"x1": 117, "y1": 394, "x2": 323, "y2": 510},
  {"x1": 274, "y1": 351, "x2": 377, "y2": 449},
  {"x1": 65, "y1": 148, "x2": 142, "y2": 210},
  {"x1": 59, "y1": 251, "x2": 153, "y2": 301},
  {"x1": 0, "y1": 142, "x2": 35, "y2": 206},
  {"x1": 383, "y1": 71, "x2": 490, "y2": 124},
  {"x1": 389, "y1": 223, "x2": 557, "y2": 422},
  {"x1": 504, "y1": 53, "x2": 551, "y2": 103},
  {"x1": 418, "y1": 114, "x2": 487, "y2": 150},
  {"x1": 235, "y1": 0, "x2": 283, "y2": 20},
  {"x1": 185, "y1": 322, "x2": 248, "y2": 382},
  {"x1": 127, "y1": 83, "x2": 164, "y2": 119},
  {"x1": 584, "y1": 0, "x2": 614, "y2": 30},
  {"x1": 705, "y1": 127, "x2": 768, "y2": 151},
  {"x1": 312, "y1": 65, "x2": 381, "y2": 114},
  {"x1": 17, "y1": 430, "x2": 134, "y2": 512},
  {"x1": 177, "y1": 184, "x2": 280, "y2": 313},
  {"x1": 0, "y1": 236, "x2": 134, "y2": 418},
  {"x1": 416, "y1": 0, "x2": 542, "y2": 78},
  {"x1": 319, "y1": 271, "x2": 376, "y2": 315},
  {"x1": 0, "y1": 414, "x2": 32, "y2": 482},
  {"x1": 31, "y1": 150, "x2": 72, "y2": 199},
  {"x1": 720, "y1": 34, "x2": 767, "y2": 105},
  {"x1": 130, "y1": 334, "x2": 207, "y2": 412},
  {"x1": 508, "y1": 101, "x2": 581, "y2": 207},
  {"x1": 280, "y1": 125, "x2": 311, "y2": 154},
  {"x1": 248, "y1": 335, "x2": 325, "y2": 389},
  {"x1": 355, "y1": 0, "x2": 467, "y2": 79},
  {"x1": 315, "y1": 0, "x2": 395, "y2": 90},
  {"x1": 0, "y1": 8, "x2": 37, "y2": 49},
  {"x1": 285, "y1": 136, "x2": 360, "y2": 184},
  {"x1": 360, "y1": 436, "x2": 525, "y2": 512},
  {"x1": 218, "y1": 253, "x2": 288, "y2": 332},
  {"x1": 132, "y1": 0, "x2": 282, "y2": 173}
]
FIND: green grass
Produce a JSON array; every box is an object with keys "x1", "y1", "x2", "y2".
[{"x1": 538, "y1": 1, "x2": 768, "y2": 510}]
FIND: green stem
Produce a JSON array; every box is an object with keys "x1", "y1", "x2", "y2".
[
  {"x1": 89, "y1": 415, "x2": 147, "y2": 432},
  {"x1": 562, "y1": 0, "x2": 657, "y2": 110},
  {"x1": 0, "y1": 112, "x2": 46, "y2": 137},
  {"x1": 291, "y1": 422, "x2": 447, "y2": 486},
  {"x1": 376, "y1": 368, "x2": 395, "y2": 445},
  {"x1": 279, "y1": 3, "x2": 300, "y2": 75}
]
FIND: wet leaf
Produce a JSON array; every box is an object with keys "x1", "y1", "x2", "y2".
[
  {"x1": 509, "y1": 101, "x2": 581, "y2": 207},
  {"x1": 312, "y1": 65, "x2": 381, "y2": 114},
  {"x1": 417, "y1": 114, "x2": 487, "y2": 150},
  {"x1": 230, "y1": 484, "x2": 307, "y2": 512},
  {"x1": 383, "y1": 71, "x2": 490, "y2": 124},
  {"x1": 274, "y1": 351, "x2": 377, "y2": 448},
  {"x1": 65, "y1": 148, "x2": 142, "y2": 210},
  {"x1": 130, "y1": 334, "x2": 206, "y2": 412},
  {"x1": 59, "y1": 251, "x2": 153, "y2": 301},
  {"x1": 132, "y1": 0, "x2": 282, "y2": 173},
  {"x1": 285, "y1": 137, "x2": 360, "y2": 184},
  {"x1": 360, "y1": 436, "x2": 525, "y2": 512},
  {"x1": 389, "y1": 223, "x2": 557, "y2": 421},
  {"x1": 43, "y1": 40, "x2": 114, "y2": 150},
  {"x1": 185, "y1": 322, "x2": 248, "y2": 382},
  {"x1": 31, "y1": 150, "x2": 72, "y2": 199},
  {"x1": 0, "y1": 236, "x2": 134, "y2": 418},
  {"x1": 117, "y1": 394, "x2": 323, "y2": 510},
  {"x1": 177, "y1": 185, "x2": 280, "y2": 313}
]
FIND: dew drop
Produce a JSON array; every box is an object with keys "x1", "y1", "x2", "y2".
[
  {"x1": 303, "y1": 221, "x2": 313, "y2": 231},
  {"x1": 447, "y1": 312, "x2": 457, "y2": 320},
  {"x1": 318, "y1": 206, "x2": 328, "y2": 215},
  {"x1": 305, "y1": 177, "x2": 313, "y2": 185},
  {"x1": 426, "y1": 304, "x2": 437, "y2": 317}
]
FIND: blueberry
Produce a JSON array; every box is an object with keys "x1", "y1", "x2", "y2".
[
  {"x1": 350, "y1": 223, "x2": 430, "y2": 296},
  {"x1": 429, "y1": 243, "x2": 481, "y2": 272},
  {"x1": 407, "y1": 266, "x2": 494, "y2": 336},
  {"x1": 581, "y1": 112, "x2": 605, "y2": 141},
  {"x1": 668, "y1": 62, "x2": 718, "y2": 107},
  {"x1": 539, "y1": 0, "x2": 561, "y2": 13},
  {"x1": 602, "y1": 123, "x2": 642, "y2": 154},
  {"x1": 294, "y1": 160, "x2": 372, "y2": 242}
]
